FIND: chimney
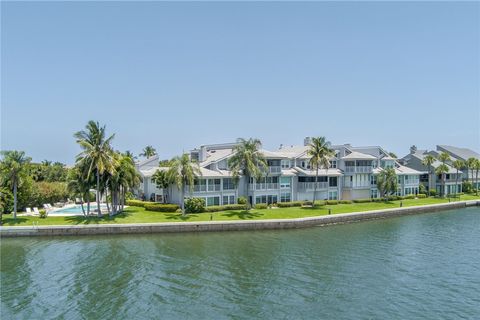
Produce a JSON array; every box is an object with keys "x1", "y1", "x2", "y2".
[
  {"x1": 279, "y1": 144, "x2": 283, "y2": 149},
  {"x1": 304, "y1": 137, "x2": 312, "y2": 146},
  {"x1": 410, "y1": 145, "x2": 417, "y2": 154}
]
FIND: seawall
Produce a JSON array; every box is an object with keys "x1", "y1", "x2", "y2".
[{"x1": 1, "y1": 200, "x2": 479, "y2": 238}]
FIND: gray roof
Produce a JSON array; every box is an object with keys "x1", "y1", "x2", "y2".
[
  {"x1": 437, "y1": 145, "x2": 480, "y2": 161},
  {"x1": 342, "y1": 151, "x2": 377, "y2": 160}
]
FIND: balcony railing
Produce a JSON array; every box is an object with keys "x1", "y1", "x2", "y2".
[
  {"x1": 403, "y1": 179, "x2": 420, "y2": 185},
  {"x1": 185, "y1": 185, "x2": 220, "y2": 192},
  {"x1": 345, "y1": 166, "x2": 372, "y2": 173},
  {"x1": 249, "y1": 183, "x2": 279, "y2": 191},
  {"x1": 268, "y1": 166, "x2": 282, "y2": 174},
  {"x1": 207, "y1": 185, "x2": 221, "y2": 192},
  {"x1": 297, "y1": 182, "x2": 329, "y2": 191}
]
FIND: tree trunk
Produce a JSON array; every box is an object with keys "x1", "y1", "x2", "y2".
[
  {"x1": 80, "y1": 198, "x2": 86, "y2": 216},
  {"x1": 476, "y1": 170, "x2": 479, "y2": 196},
  {"x1": 13, "y1": 181, "x2": 17, "y2": 220},
  {"x1": 455, "y1": 170, "x2": 458, "y2": 198},
  {"x1": 245, "y1": 174, "x2": 250, "y2": 210},
  {"x1": 312, "y1": 167, "x2": 318, "y2": 206},
  {"x1": 96, "y1": 170, "x2": 102, "y2": 217},
  {"x1": 180, "y1": 186, "x2": 185, "y2": 216}
]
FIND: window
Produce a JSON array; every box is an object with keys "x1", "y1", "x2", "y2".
[
  {"x1": 330, "y1": 161, "x2": 337, "y2": 169},
  {"x1": 370, "y1": 189, "x2": 378, "y2": 199},
  {"x1": 255, "y1": 195, "x2": 277, "y2": 204},
  {"x1": 371, "y1": 175, "x2": 377, "y2": 185},
  {"x1": 223, "y1": 195, "x2": 235, "y2": 205},
  {"x1": 328, "y1": 191, "x2": 338, "y2": 200},
  {"x1": 280, "y1": 192, "x2": 291, "y2": 202},
  {"x1": 208, "y1": 179, "x2": 221, "y2": 191},
  {"x1": 329, "y1": 177, "x2": 338, "y2": 187},
  {"x1": 206, "y1": 196, "x2": 220, "y2": 206},
  {"x1": 155, "y1": 195, "x2": 163, "y2": 203},
  {"x1": 280, "y1": 177, "x2": 291, "y2": 189},
  {"x1": 223, "y1": 178, "x2": 235, "y2": 190},
  {"x1": 281, "y1": 160, "x2": 290, "y2": 169}
]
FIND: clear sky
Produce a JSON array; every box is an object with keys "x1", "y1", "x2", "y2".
[{"x1": 1, "y1": 1, "x2": 479, "y2": 164}]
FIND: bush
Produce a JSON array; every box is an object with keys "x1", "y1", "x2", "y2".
[
  {"x1": 403, "y1": 195, "x2": 416, "y2": 200},
  {"x1": 31, "y1": 181, "x2": 68, "y2": 207},
  {"x1": 353, "y1": 198, "x2": 372, "y2": 203},
  {"x1": 144, "y1": 203, "x2": 179, "y2": 212},
  {"x1": 184, "y1": 197, "x2": 205, "y2": 213},
  {"x1": 204, "y1": 204, "x2": 246, "y2": 213},
  {"x1": 386, "y1": 195, "x2": 400, "y2": 201},
  {"x1": 237, "y1": 196, "x2": 247, "y2": 205},
  {"x1": 0, "y1": 188, "x2": 14, "y2": 214},
  {"x1": 428, "y1": 190, "x2": 437, "y2": 197},
  {"x1": 326, "y1": 200, "x2": 338, "y2": 205},
  {"x1": 462, "y1": 181, "x2": 473, "y2": 194},
  {"x1": 39, "y1": 209, "x2": 47, "y2": 219},
  {"x1": 277, "y1": 201, "x2": 303, "y2": 208},
  {"x1": 417, "y1": 193, "x2": 427, "y2": 198},
  {"x1": 125, "y1": 200, "x2": 153, "y2": 208},
  {"x1": 254, "y1": 203, "x2": 268, "y2": 209},
  {"x1": 339, "y1": 200, "x2": 352, "y2": 204},
  {"x1": 419, "y1": 184, "x2": 427, "y2": 195}
]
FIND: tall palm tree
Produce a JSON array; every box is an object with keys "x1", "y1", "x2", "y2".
[
  {"x1": 124, "y1": 150, "x2": 137, "y2": 161},
  {"x1": 67, "y1": 166, "x2": 93, "y2": 216},
  {"x1": 473, "y1": 159, "x2": 480, "y2": 195},
  {"x1": 422, "y1": 155, "x2": 436, "y2": 195},
  {"x1": 228, "y1": 138, "x2": 268, "y2": 209},
  {"x1": 376, "y1": 167, "x2": 398, "y2": 199},
  {"x1": 466, "y1": 157, "x2": 477, "y2": 185},
  {"x1": 140, "y1": 146, "x2": 157, "y2": 158},
  {"x1": 152, "y1": 169, "x2": 174, "y2": 203},
  {"x1": 74, "y1": 121, "x2": 117, "y2": 217},
  {"x1": 436, "y1": 164, "x2": 449, "y2": 197},
  {"x1": 167, "y1": 154, "x2": 202, "y2": 215},
  {"x1": 0, "y1": 151, "x2": 32, "y2": 219},
  {"x1": 307, "y1": 137, "x2": 335, "y2": 206},
  {"x1": 452, "y1": 160, "x2": 464, "y2": 197},
  {"x1": 108, "y1": 154, "x2": 141, "y2": 215}
]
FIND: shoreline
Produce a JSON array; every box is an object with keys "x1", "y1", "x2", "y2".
[{"x1": 1, "y1": 200, "x2": 479, "y2": 238}]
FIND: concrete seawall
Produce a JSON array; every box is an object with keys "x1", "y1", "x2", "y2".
[{"x1": 1, "y1": 200, "x2": 479, "y2": 238}]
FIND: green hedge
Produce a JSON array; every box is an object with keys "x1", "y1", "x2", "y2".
[
  {"x1": 417, "y1": 193, "x2": 427, "y2": 198},
  {"x1": 125, "y1": 200, "x2": 154, "y2": 208},
  {"x1": 185, "y1": 197, "x2": 205, "y2": 213},
  {"x1": 339, "y1": 200, "x2": 352, "y2": 204},
  {"x1": 254, "y1": 203, "x2": 268, "y2": 209},
  {"x1": 204, "y1": 204, "x2": 247, "y2": 213},
  {"x1": 144, "y1": 203, "x2": 179, "y2": 212},
  {"x1": 353, "y1": 198, "x2": 372, "y2": 203},
  {"x1": 325, "y1": 200, "x2": 338, "y2": 205},
  {"x1": 277, "y1": 201, "x2": 303, "y2": 208},
  {"x1": 428, "y1": 190, "x2": 437, "y2": 197}
]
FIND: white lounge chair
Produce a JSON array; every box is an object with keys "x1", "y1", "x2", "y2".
[
  {"x1": 33, "y1": 207, "x2": 41, "y2": 215},
  {"x1": 26, "y1": 208, "x2": 33, "y2": 215}
]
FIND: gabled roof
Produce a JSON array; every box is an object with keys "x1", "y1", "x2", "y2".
[
  {"x1": 437, "y1": 145, "x2": 480, "y2": 161},
  {"x1": 199, "y1": 149, "x2": 234, "y2": 167},
  {"x1": 139, "y1": 166, "x2": 169, "y2": 177},
  {"x1": 293, "y1": 167, "x2": 343, "y2": 177},
  {"x1": 136, "y1": 155, "x2": 159, "y2": 169},
  {"x1": 260, "y1": 149, "x2": 290, "y2": 159},
  {"x1": 342, "y1": 151, "x2": 377, "y2": 160}
]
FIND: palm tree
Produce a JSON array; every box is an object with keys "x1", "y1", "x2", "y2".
[
  {"x1": 466, "y1": 157, "x2": 477, "y2": 185},
  {"x1": 140, "y1": 146, "x2": 157, "y2": 158},
  {"x1": 108, "y1": 154, "x2": 140, "y2": 215},
  {"x1": 422, "y1": 155, "x2": 436, "y2": 195},
  {"x1": 376, "y1": 167, "x2": 398, "y2": 200},
  {"x1": 307, "y1": 137, "x2": 335, "y2": 206},
  {"x1": 452, "y1": 160, "x2": 464, "y2": 197},
  {"x1": 167, "y1": 154, "x2": 202, "y2": 215},
  {"x1": 74, "y1": 121, "x2": 117, "y2": 217},
  {"x1": 228, "y1": 138, "x2": 268, "y2": 209},
  {"x1": 67, "y1": 166, "x2": 93, "y2": 216},
  {"x1": 473, "y1": 159, "x2": 480, "y2": 195},
  {"x1": 152, "y1": 169, "x2": 174, "y2": 203},
  {"x1": 124, "y1": 150, "x2": 137, "y2": 161},
  {"x1": 388, "y1": 152, "x2": 397, "y2": 159},
  {"x1": 436, "y1": 164, "x2": 449, "y2": 197},
  {"x1": 0, "y1": 151, "x2": 32, "y2": 219}
]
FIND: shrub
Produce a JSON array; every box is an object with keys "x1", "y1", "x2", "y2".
[
  {"x1": 203, "y1": 204, "x2": 246, "y2": 213},
  {"x1": 339, "y1": 200, "x2": 352, "y2": 204},
  {"x1": 403, "y1": 195, "x2": 416, "y2": 200},
  {"x1": 462, "y1": 181, "x2": 473, "y2": 194},
  {"x1": 386, "y1": 195, "x2": 400, "y2": 201},
  {"x1": 428, "y1": 190, "x2": 437, "y2": 197},
  {"x1": 237, "y1": 197, "x2": 247, "y2": 205},
  {"x1": 277, "y1": 201, "x2": 303, "y2": 208},
  {"x1": 353, "y1": 198, "x2": 372, "y2": 203},
  {"x1": 254, "y1": 203, "x2": 268, "y2": 209},
  {"x1": 303, "y1": 201, "x2": 313, "y2": 206},
  {"x1": 417, "y1": 193, "x2": 427, "y2": 198},
  {"x1": 32, "y1": 181, "x2": 68, "y2": 207},
  {"x1": 419, "y1": 184, "x2": 427, "y2": 195},
  {"x1": 144, "y1": 203, "x2": 179, "y2": 212},
  {"x1": 326, "y1": 200, "x2": 338, "y2": 205},
  {"x1": 184, "y1": 197, "x2": 205, "y2": 213},
  {"x1": 125, "y1": 200, "x2": 153, "y2": 208},
  {"x1": 0, "y1": 188, "x2": 14, "y2": 214},
  {"x1": 39, "y1": 209, "x2": 47, "y2": 219}
]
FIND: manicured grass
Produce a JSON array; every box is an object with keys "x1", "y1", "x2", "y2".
[{"x1": 2, "y1": 194, "x2": 479, "y2": 227}]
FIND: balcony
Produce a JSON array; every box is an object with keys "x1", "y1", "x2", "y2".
[
  {"x1": 345, "y1": 166, "x2": 372, "y2": 173},
  {"x1": 249, "y1": 183, "x2": 279, "y2": 191},
  {"x1": 185, "y1": 184, "x2": 220, "y2": 192},
  {"x1": 297, "y1": 182, "x2": 328, "y2": 191},
  {"x1": 268, "y1": 166, "x2": 282, "y2": 174},
  {"x1": 403, "y1": 179, "x2": 420, "y2": 185}
]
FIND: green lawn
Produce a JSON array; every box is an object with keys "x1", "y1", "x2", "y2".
[{"x1": 2, "y1": 194, "x2": 479, "y2": 227}]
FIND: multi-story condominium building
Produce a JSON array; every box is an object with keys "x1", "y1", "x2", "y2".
[
  {"x1": 436, "y1": 145, "x2": 480, "y2": 188},
  {"x1": 136, "y1": 138, "x2": 424, "y2": 206},
  {"x1": 400, "y1": 146, "x2": 464, "y2": 195}
]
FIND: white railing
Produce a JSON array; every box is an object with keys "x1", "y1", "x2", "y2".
[
  {"x1": 207, "y1": 185, "x2": 221, "y2": 192},
  {"x1": 268, "y1": 166, "x2": 282, "y2": 174},
  {"x1": 249, "y1": 183, "x2": 279, "y2": 191},
  {"x1": 403, "y1": 179, "x2": 420, "y2": 185},
  {"x1": 345, "y1": 166, "x2": 372, "y2": 173},
  {"x1": 297, "y1": 182, "x2": 328, "y2": 191}
]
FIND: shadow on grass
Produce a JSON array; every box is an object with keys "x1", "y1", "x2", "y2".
[
  {"x1": 2, "y1": 217, "x2": 29, "y2": 226},
  {"x1": 64, "y1": 211, "x2": 133, "y2": 225},
  {"x1": 164, "y1": 213, "x2": 199, "y2": 221},
  {"x1": 220, "y1": 210, "x2": 263, "y2": 220}
]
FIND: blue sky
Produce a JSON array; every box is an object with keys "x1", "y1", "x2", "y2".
[{"x1": 1, "y1": 1, "x2": 479, "y2": 164}]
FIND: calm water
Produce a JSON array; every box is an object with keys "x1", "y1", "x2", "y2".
[{"x1": 1, "y1": 207, "x2": 479, "y2": 319}]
